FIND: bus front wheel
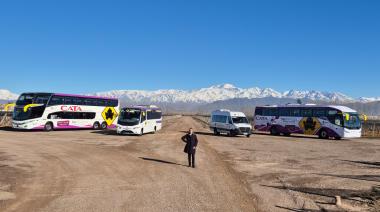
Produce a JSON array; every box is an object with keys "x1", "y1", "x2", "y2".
[
  {"x1": 319, "y1": 130, "x2": 329, "y2": 139},
  {"x1": 44, "y1": 122, "x2": 53, "y2": 132},
  {"x1": 139, "y1": 129, "x2": 143, "y2": 136}
]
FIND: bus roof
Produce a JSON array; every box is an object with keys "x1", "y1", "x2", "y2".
[
  {"x1": 54, "y1": 93, "x2": 118, "y2": 101},
  {"x1": 19, "y1": 92, "x2": 118, "y2": 101},
  {"x1": 122, "y1": 105, "x2": 161, "y2": 111},
  {"x1": 257, "y1": 104, "x2": 357, "y2": 113}
]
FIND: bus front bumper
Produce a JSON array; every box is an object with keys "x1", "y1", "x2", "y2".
[
  {"x1": 116, "y1": 125, "x2": 141, "y2": 135},
  {"x1": 12, "y1": 120, "x2": 43, "y2": 130},
  {"x1": 343, "y1": 129, "x2": 362, "y2": 138}
]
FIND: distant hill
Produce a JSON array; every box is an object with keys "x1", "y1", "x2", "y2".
[{"x1": 2, "y1": 85, "x2": 380, "y2": 115}]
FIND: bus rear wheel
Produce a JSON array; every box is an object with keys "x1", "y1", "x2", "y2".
[
  {"x1": 319, "y1": 129, "x2": 329, "y2": 139},
  {"x1": 44, "y1": 122, "x2": 53, "y2": 132},
  {"x1": 270, "y1": 127, "x2": 279, "y2": 136},
  {"x1": 101, "y1": 122, "x2": 107, "y2": 130},
  {"x1": 93, "y1": 122, "x2": 100, "y2": 130}
]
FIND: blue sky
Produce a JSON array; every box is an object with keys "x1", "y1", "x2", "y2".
[{"x1": 0, "y1": 0, "x2": 379, "y2": 97}]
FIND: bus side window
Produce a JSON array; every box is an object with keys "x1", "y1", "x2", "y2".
[
  {"x1": 49, "y1": 96, "x2": 64, "y2": 105},
  {"x1": 141, "y1": 112, "x2": 146, "y2": 123},
  {"x1": 313, "y1": 109, "x2": 326, "y2": 117},
  {"x1": 291, "y1": 108, "x2": 300, "y2": 117},
  {"x1": 64, "y1": 97, "x2": 73, "y2": 105},
  {"x1": 255, "y1": 108, "x2": 263, "y2": 116},
  {"x1": 301, "y1": 109, "x2": 312, "y2": 117},
  {"x1": 270, "y1": 108, "x2": 279, "y2": 117},
  {"x1": 279, "y1": 108, "x2": 291, "y2": 116}
]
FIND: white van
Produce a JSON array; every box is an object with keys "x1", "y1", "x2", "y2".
[{"x1": 210, "y1": 109, "x2": 252, "y2": 137}]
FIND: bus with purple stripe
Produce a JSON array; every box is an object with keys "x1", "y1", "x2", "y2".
[
  {"x1": 12, "y1": 92, "x2": 119, "y2": 131},
  {"x1": 117, "y1": 105, "x2": 162, "y2": 135},
  {"x1": 253, "y1": 104, "x2": 362, "y2": 139}
]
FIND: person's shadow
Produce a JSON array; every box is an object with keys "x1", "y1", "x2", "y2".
[{"x1": 139, "y1": 157, "x2": 188, "y2": 167}]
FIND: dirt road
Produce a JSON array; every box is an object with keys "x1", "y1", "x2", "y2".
[
  {"x1": 1, "y1": 116, "x2": 379, "y2": 212},
  {"x1": 0, "y1": 116, "x2": 257, "y2": 212}
]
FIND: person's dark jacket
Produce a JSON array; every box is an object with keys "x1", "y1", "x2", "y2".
[{"x1": 181, "y1": 133, "x2": 198, "y2": 154}]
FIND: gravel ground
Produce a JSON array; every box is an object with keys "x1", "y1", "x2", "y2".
[{"x1": 0, "y1": 116, "x2": 379, "y2": 212}]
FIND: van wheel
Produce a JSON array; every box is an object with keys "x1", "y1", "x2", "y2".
[
  {"x1": 319, "y1": 129, "x2": 329, "y2": 139},
  {"x1": 213, "y1": 128, "x2": 220, "y2": 136},
  {"x1": 101, "y1": 122, "x2": 107, "y2": 130},
  {"x1": 270, "y1": 127, "x2": 279, "y2": 136},
  {"x1": 44, "y1": 122, "x2": 53, "y2": 132},
  {"x1": 246, "y1": 134, "x2": 251, "y2": 138},
  {"x1": 93, "y1": 122, "x2": 100, "y2": 130},
  {"x1": 229, "y1": 130, "x2": 236, "y2": 137}
]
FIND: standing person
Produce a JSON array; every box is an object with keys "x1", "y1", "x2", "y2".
[{"x1": 181, "y1": 128, "x2": 198, "y2": 168}]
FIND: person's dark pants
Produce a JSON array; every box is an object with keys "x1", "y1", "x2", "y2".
[{"x1": 188, "y1": 152, "x2": 195, "y2": 168}]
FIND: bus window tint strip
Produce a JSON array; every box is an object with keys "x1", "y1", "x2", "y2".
[
  {"x1": 147, "y1": 111, "x2": 162, "y2": 120},
  {"x1": 48, "y1": 95, "x2": 118, "y2": 107},
  {"x1": 48, "y1": 112, "x2": 96, "y2": 119}
]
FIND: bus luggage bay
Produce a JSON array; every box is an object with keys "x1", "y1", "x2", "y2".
[
  {"x1": 12, "y1": 92, "x2": 119, "y2": 131},
  {"x1": 254, "y1": 105, "x2": 362, "y2": 139}
]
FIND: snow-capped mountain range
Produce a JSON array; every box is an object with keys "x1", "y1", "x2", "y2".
[
  {"x1": 1, "y1": 84, "x2": 379, "y2": 103},
  {"x1": 91, "y1": 84, "x2": 378, "y2": 104},
  {"x1": 0, "y1": 89, "x2": 19, "y2": 101}
]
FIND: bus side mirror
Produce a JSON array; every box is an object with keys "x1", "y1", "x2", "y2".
[{"x1": 345, "y1": 114, "x2": 350, "y2": 121}]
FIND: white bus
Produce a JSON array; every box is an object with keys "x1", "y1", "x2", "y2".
[
  {"x1": 12, "y1": 92, "x2": 119, "y2": 131},
  {"x1": 253, "y1": 105, "x2": 362, "y2": 139},
  {"x1": 117, "y1": 105, "x2": 162, "y2": 135},
  {"x1": 210, "y1": 109, "x2": 252, "y2": 137}
]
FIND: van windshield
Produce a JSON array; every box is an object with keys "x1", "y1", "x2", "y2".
[{"x1": 232, "y1": 116, "x2": 249, "y2": 124}]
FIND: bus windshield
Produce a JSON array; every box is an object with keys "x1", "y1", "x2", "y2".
[
  {"x1": 13, "y1": 106, "x2": 45, "y2": 121},
  {"x1": 344, "y1": 113, "x2": 361, "y2": 130},
  {"x1": 118, "y1": 109, "x2": 141, "y2": 126},
  {"x1": 16, "y1": 93, "x2": 51, "y2": 105},
  {"x1": 232, "y1": 116, "x2": 249, "y2": 124}
]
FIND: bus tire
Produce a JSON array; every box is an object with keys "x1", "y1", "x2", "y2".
[
  {"x1": 44, "y1": 122, "x2": 53, "y2": 132},
  {"x1": 93, "y1": 122, "x2": 100, "y2": 130},
  {"x1": 335, "y1": 136, "x2": 341, "y2": 140},
  {"x1": 153, "y1": 126, "x2": 157, "y2": 134},
  {"x1": 319, "y1": 129, "x2": 329, "y2": 139},
  {"x1": 101, "y1": 122, "x2": 107, "y2": 130},
  {"x1": 139, "y1": 129, "x2": 143, "y2": 136},
  {"x1": 270, "y1": 127, "x2": 279, "y2": 136}
]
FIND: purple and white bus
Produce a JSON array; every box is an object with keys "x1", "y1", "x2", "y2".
[
  {"x1": 12, "y1": 92, "x2": 119, "y2": 131},
  {"x1": 254, "y1": 105, "x2": 362, "y2": 139}
]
